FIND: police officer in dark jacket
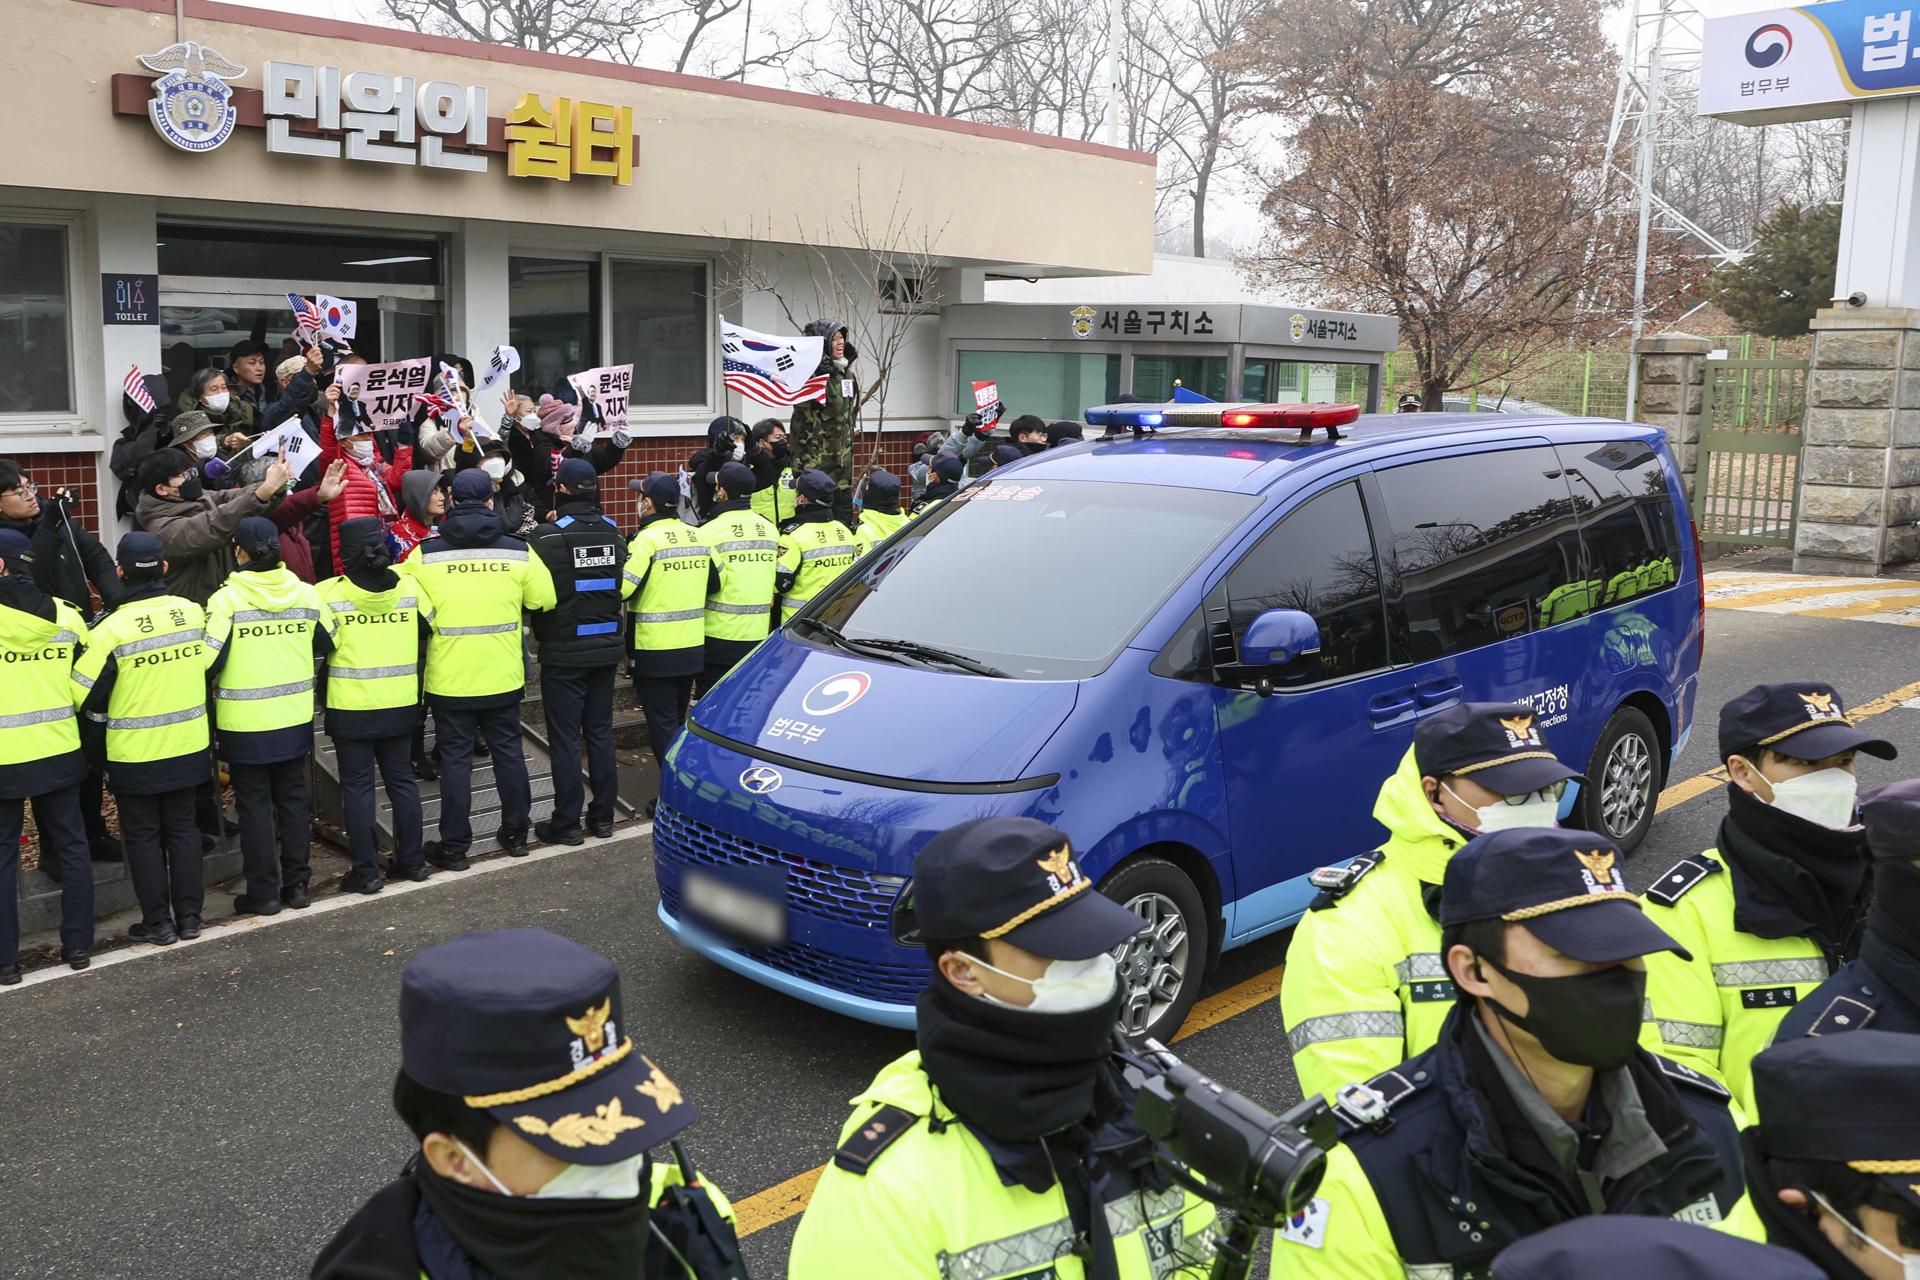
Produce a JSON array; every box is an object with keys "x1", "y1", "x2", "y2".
[
  {"x1": 1493, "y1": 1217, "x2": 1823, "y2": 1279},
  {"x1": 0, "y1": 460, "x2": 124, "y2": 864},
  {"x1": 915, "y1": 452, "x2": 964, "y2": 511},
  {"x1": 1270, "y1": 827, "x2": 1756, "y2": 1279},
  {"x1": 1743, "y1": 1033, "x2": 1920, "y2": 1279},
  {"x1": 311, "y1": 928, "x2": 744, "y2": 1280},
  {"x1": 1775, "y1": 778, "x2": 1920, "y2": 1040},
  {"x1": 526, "y1": 459, "x2": 628, "y2": 845}
]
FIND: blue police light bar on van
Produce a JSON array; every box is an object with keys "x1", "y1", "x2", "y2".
[{"x1": 1085, "y1": 388, "x2": 1235, "y2": 430}]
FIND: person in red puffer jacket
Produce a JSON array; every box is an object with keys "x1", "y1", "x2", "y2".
[{"x1": 319, "y1": 390, "x2": 413, "y2": 567}]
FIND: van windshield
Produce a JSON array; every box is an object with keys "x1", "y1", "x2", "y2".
[{"x1": 805, "y1": 478, "x2": 1256, "y2": 680}]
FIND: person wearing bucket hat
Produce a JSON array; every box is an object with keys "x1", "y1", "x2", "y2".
[
  {"x1": 1491, "y1": 1217, "x2": 1824, "y2": 1280},
  {"x1": 773, "y1": 470, "x2": 856, "y2": 625},
  {"x1": 1270, "y1": 827, "x2": 1757, "y2": 1280},
  {"x1": 312, "y1": 928, "x2": 743, "y2": 1280},
  {"x1": 1642, "y1": 682, "x2": 1897, "y2": 1111},
  {"x1": 1284, "y1": 702, "x2": 1585, "y2": 1103},
  {"x1": 1742, "y1": 1031, "x2": 1920, "y2": 1280},
  {"x1": 790, "y1": 818, "x2": 1219, "y2": 1280},
  {"x1": 1774, "y1": 777, "x2": 1920, "y2": 1040}
]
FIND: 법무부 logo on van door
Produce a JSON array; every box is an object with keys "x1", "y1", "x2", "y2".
[
  {"x1": 138, "y1": 42, "x2": 246, "y2": 153},
  {"x1": 801, "y1": 672, "x2": 872, "y2": 717}
]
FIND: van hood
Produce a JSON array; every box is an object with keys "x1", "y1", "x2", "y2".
[{"x1": 691, "y1": 634, "x2": 1075, "y2": 783}]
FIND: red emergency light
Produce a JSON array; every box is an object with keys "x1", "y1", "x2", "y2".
[{"x1": 1220, "y1": 403, "x2": 1364, "y2": 435}]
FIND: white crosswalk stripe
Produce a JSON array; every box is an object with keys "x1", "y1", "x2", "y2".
[{"x1": 1705, "y1": 570, "x2": 1920, "y2": 628}]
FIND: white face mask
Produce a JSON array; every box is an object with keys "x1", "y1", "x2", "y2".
[
  {"x1": 519, "y1": 413, "x2": 540, "y2": 433},
  {"x1": 481, "y1": 458, "x2": 508, "y2": 481},
  {"x1": 1443, "y1": 782, "x2": 1562, "y2": 834},
  {"x1": 731, "y1": 441, "x2": 745, "y2": 461},
  {"x1": 345, "y1": 438, "x2": 374, "y2": 462},
  {"x1": 203, "y1": 391, "x2": 231, "y2": 413},
  {"x1": 1760, "y1": 765, "x2": 1859, "y2": 830},
  {"x1": 191, "y1": 436, "x2": 218, "y2": 460},
  {"x1": 1810, "y1": 1191, "x2": 1920, "y2": 1280},
  {"x1": 452, "y1": 1139, "x2": 646, "y2": 1202},
  {"x1": 968, "y1": 951, "x2": 1118, "y2": 1014}
]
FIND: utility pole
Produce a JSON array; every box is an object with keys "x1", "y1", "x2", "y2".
[
  {"x1": 1107, "y1": 0, "x2": 1123, "y2": 146},
  {"x1": 1625, "y1": 28, "x2": 1665, "y2": 421}
]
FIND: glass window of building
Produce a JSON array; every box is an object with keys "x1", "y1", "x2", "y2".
[
  {"x1": 510, "y1": 258, "x2": 598, "y2": 396},
  {"x1": 0, "y1": 223, "x2": 73, "y2": 416},
  {"x1": 953, "y1": 351, "x2": 1120, "y2": 420},
  {"x1": 609, "y1": 260, "x2": 707, "y2": 406},
  {"x1": 157, "y1": 225, "x2": 441, "y2": 285},
  {"x1": 1132, "y1": 355, "x2": 1228, "y2": 401}
]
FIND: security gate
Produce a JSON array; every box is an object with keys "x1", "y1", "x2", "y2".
[{"x1": 1694, "y1": 358, "x2": 1808, "y2": 548}]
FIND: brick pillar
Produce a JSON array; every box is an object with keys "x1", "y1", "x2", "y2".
[
  {"x1": 1795, "y1": 307, "x2": 1920, "y2": 575},
  {"x1": 1632, "y1": 334, "x2": 1711, "y2": 498}
]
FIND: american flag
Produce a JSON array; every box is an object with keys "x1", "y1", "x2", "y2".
[
  {"x1": 414, "y1": 392, "x2": 458, "y2": 415},
  {"x1": 724, "y1": 358, "x2": 828, "y2": 407},
  {"x1": 287, "y1": 292, "x2": 323, "y2": 340},
  {"x1": 123, "y1": 364, "x2": 156, "y2": 413}
]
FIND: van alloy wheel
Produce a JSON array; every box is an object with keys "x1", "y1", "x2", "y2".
[
  {"x1": 1114, "y1": 891, "x2": 1191, "y2": 1037},
  {"x1": 1601, "y1": 732, "x2": 1653, "y2": 838}
]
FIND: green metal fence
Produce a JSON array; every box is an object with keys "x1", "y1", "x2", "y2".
[{"x1": 1695, "y1": 358, "x2": 1809, "y2": 548}]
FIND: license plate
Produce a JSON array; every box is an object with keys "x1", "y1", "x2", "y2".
[{"x1": 683, "y1": 867, "x2": 788, "y2": 947}]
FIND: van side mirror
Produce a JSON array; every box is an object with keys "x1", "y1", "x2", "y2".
[{"x1": 1240, "y1": 609, "x2": 1322, "y2": 668}]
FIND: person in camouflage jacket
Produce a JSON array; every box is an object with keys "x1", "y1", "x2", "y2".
[{"x1": 790, "y1": 320, "x2": 860, "y2": 522}]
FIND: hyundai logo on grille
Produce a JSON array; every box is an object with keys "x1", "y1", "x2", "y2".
[{"x1": 739, "y1": 765, "x2": 784, "y2": 795}]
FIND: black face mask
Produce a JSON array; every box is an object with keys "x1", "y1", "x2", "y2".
[
  {"x1": 175, "y1": 475, "x2": 203, "y2": 503},
  {"x1": 412, "y1": 1157, "x2": 650, "y2": 1280},
  {"x1": 1483, "y1": 958, "x2": 1647, "y2": 1071}
]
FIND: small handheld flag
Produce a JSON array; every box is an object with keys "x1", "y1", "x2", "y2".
[{"x1": 123, "y1": 365, "x2": 156, "y2": 413}]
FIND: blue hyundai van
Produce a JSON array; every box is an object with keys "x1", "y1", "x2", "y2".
[{"x1": 653, "y1": 406, "x2": 1705, "y2": 1043}]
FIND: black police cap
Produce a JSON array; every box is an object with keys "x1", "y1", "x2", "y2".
[
  {"x1": 1492, "y1": 1217, "x2": 1824, "y2": 1280},
  {"x1": 1719, "y1": 682, "x2": 1896, "y2": 764},
  {"x1": 795, "y1": 469, "x2": 836, "y2": 504},
  {"x1": 1861, "y1": 777, "x2": 1920, "y2": 863},
  {"x1": 1414, "y1": 702, "x2": 1583, "y2": 797},
  {"x1": 931, "y1": 452, "x2": 965, "y2": 483},
  {"x1": 399, "y1": 929, "x2": 697, "y2": 1165},
  {"x1": 1441, "y1": 828, "x2": 1691, "y2": 964},
  {"x1": 903, "y1": 818, "x2": 1144, "y2": 961},
  {"x1": 1752, "y1": 1031, "x2": 1920, "y2": 1213}
]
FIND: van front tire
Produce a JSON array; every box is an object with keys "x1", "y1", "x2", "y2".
[
  {"x1": 1579, "y1": 706, "x2": 1661, "y2": 853},
  {"x1": 1099, "y1": 856, "x2": 1207, "y2": 1045}
]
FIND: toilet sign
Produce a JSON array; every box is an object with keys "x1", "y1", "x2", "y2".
[{"x1": 101, "y1": 272, "x2": 157, "y2": 325}]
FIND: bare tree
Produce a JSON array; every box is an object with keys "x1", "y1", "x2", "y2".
[
  {"x1": 711, "y1": 179, "x2": 950, "y2": 469},
  {"x1": 1130, "y1": 0, "x2": 1261, "y2": 256},
  {"x1": 813, "y1": 0, "x2": 1041, "y2": 120}
]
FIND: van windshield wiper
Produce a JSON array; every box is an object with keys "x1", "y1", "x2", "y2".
[
  {"x1": 794, "y1": 617, "x2": 903, "y2": 663},
  {"x1": 849, "y1": 637, "x2": 1010, "y2": 678}
]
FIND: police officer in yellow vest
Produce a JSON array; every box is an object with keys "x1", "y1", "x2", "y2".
[
  {"x1": 696, "y1": 461, "x2": 778, "y2": 694},
  {"x1": 72, "y1": 532, "x2": 214, "y2": 947},
  {"x1": 626, "y1": 473, "x2": 718, "y2": 789},
  {"x1": 775, "y1": 470, "x2": 857, "y2": 624},
  {"x1": 1641, "y1": 682, "x2": 1893, "y2": 1111},
  {"x1": 319, "y1": 517, "x2": 429, "y2": 894},
  {"x1": 1283, "y1": 702, "x2": 1583, "y2": 1102},
  {"x1": 207, "y1": 517, "x2": 325, "y2": 915},
  {"x1": 0, "y1": 528, "x2": 93, "y2": 982},
  {"x1": 790, "y1": 817, "x2": 1220, "y2": 1279},
  {"x1": 746, "y1": 418, "x2": 796, "y2": 528},
  {"x1": 853, "y1": 469, "x2": 908, "y2": 556},
  {"x1": 404, "y1": 470, "x2": 558, "y2": 869}
]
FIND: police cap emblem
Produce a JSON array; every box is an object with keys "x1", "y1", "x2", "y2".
[{"x1": 138, "y1": 41, "x2": 246, "y2": 154}]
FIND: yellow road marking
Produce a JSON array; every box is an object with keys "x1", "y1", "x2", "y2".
[
  {"x1": 729, "y1": 675, "x2": 1920, "y2": 1239},
  {"x1": 1706, "y1": 579, "x2": 1915, "y2": 609}
]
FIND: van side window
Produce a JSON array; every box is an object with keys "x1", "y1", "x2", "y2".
[
  {"x1": 1222, "y1": 481, "x2": 1389, "y2": 683},
  {"x1": 1558, "y1": 441, "x2": 1681, "y2": 608},
  {"x1": 1374, "y1": 447, "x2": 1584, "y2": 660}
]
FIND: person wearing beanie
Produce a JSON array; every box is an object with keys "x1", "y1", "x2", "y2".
[
  {"x1": 1045, "y1": 420, "x2": 1085, "y2": 449},
  {"x1": 0, "y1": 527, "x2": 95, "y2": 983},
  {"x1": 1773, "y1": 777, "x2": 1920, "y2": 1039},
  {"x1": 403, "y1": 467, "x2": 557, "y2": 868},
  {"x1": 775, "y1": 470, "x2": 857, "y2": 624},
  {"x1": 507, "y1": 382, "x2": 634, "y2": 523},
  {"x1": 206, "y1": 516, "x2": 328, "y2": 915},
  {"x1": 789, "y1": 320, "x2": 860, "y2": 524},
  {"x1": 625, "y1": 471, "x2": 719, "y2": 798},
  {"x1": 687, "y1": 416, "x2": 749, "y2": 522},
  {"x1": 1642, "y1": 682, "x2": 1895, "y2": 1110},
  {"x1": 135, "y1": 443, "x2": 291, "y2": 606},
  {"x1": 852, "y1": 469, "x2": 907, "y2": 555},
  {"x1": 527, "y1": 457, "x2": 632, "y2": 844},
  {"x1": 317, "y1": 517, "x2": 430, "y2": 893},
  {"x1": 110, "y1": 371, "x2": 178, "y2": 526},
  {"x1": 72, "y1": 531, "x2": 217, "y2": 947},
  {"x1": 694, "y1": 461, "x2": 778, "y2": 699},
  {"x1": 913, "y1": 451, "x2": 965, "y2": 515},
  {"x1": 746, "y1": 418, "x2": 796, "y2": 527}
]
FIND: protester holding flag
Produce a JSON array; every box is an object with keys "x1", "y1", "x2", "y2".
[
  {"x1": 413, "y1": 354, "x2": 483, "y2": 474},
  {"x1": 135, "y1": 446, "x2": 292, "y2": 605},
  {"x1": 687, "y1": 416, "x2": 749, "y2": 522},
  {"x1": 511, "y1": 384, "x2": 632, "y2": 521}
]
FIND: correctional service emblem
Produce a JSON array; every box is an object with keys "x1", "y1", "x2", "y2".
[
  {"x1": 1574, "y1": 848, "x2": 1619, "y2": 893},
  {"x1": 1499, "y1": 712, "x2": 1542, "y2": 748},
  {"x1": 1069, "y1": 305, "x2": 1097, "y2": 340},
  {"x1": 1289, "y1": 313, "x2": 1308, "y2": 343},
  {"x1": 137, "y1": 42, "x2": 246, "y2": 154},
  {"x1": 1800, "y1": 691, "x2": 1844, "y2": 722}
]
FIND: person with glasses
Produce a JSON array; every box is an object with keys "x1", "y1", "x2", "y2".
[{"x1": 1282, "y1": 701, "x2": 1584, "y2": 1102}]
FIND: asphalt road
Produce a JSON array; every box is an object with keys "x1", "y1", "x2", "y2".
[{"x1": 4, "y1": 603, "x2": 1918, "y2": 1279}]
